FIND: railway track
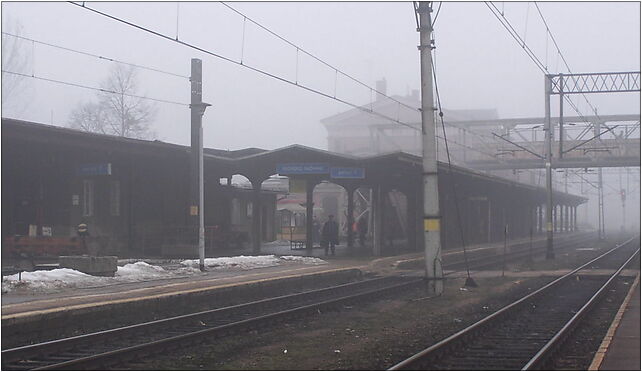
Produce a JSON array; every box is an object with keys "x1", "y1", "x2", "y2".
[
  {"x1": 444, "y1": 232, "x2": 596, "y2": 273},
  {"x1": 2, "y1": 275, "x2": 423, "y2": 370},
  {"x1": 0, "y1": 232, "x2": 607, "y2": 370},
  {"x1": 389, "y1": 236, "x2": 640, "y2": 371}
]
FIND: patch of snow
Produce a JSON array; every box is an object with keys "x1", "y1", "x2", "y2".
[
  {"x1": 116, "y1": 262, "x2": 167, "y2": 279},
  {"x1": 2, "y1": 268, "x2": 106, "y2": 292},
  {"x1": 279, "y1": 255, "x2": 327, "y2": 265},
  {"x1": 3, "y1": 255, "x2": 329, "y2": 294},
  {"x1": 180, "y1": 255, "x2": 282, "y2": 270}
]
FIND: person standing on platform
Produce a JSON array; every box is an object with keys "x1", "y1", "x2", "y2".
[{"x1": 321, "y1": 215, "x2": 339, "y2": 256}]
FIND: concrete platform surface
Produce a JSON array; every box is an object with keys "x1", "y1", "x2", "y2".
[
  {"x1": 0, "y1": 233, "x2": 585, "y2": 321},
  {"x1": 591, "y1": 275, "x2": 641, "y2": 371},
  {"x1": 1, "y1": 257, "x2": 376, "y2": 319}
]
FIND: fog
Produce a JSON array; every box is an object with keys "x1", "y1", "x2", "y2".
[{"x1": 2, "y1": 1, "x2": 640, "y2": 232}]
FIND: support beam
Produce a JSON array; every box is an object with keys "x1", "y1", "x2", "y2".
[
  {"x1": 190, "y1": 58, "x2": 211, "y2": 271},
  {"x1": 251, "y1": 179, "x2": 263, "y2": 254},
  {"x1": 372, "y1": 184, "x2": 382, "y2": 256},
  {"x1": 305, "y1": 179, "x2": 315, "y2": 251},
  {"x1": 346, "y1": 186, "x2": 355, "y2": 250},
  {"x1": 545, "y1": 75, "x2": 555, "y2": 259}
]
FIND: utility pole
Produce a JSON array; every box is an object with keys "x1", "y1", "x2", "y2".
[
  {"x1": 544, "y1": 75, "x2": 554, "y2": 259},
  {"x1": 416, "y1": 2, "x2": 443, "y2": 294},
  {"x1": 190, "y1": 58, "x2": 211, "y2": 271},
  {"x1": 558, "y1": 73, "x2": 564, "y2": 159},
  {"x1": 619, "y1": 167, "x2": 625, "y2": 233},
  {"x1": 594, "y1": 119, "x2": 605, "y2": 240}
]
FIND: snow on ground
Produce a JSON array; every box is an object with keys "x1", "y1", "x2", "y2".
[{"x1": 2, "y1": 255, "x2": 327, "y2": 293}]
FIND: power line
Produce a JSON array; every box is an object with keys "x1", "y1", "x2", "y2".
[
  {"x1": 485, "y1": 2, "x2": 601, "y2": 149},
  {"x1": 1, "y1": 69, "x2": 189, "y2": 106},
  {"x1": 218, "y1": 2, "x2": 420, "y2": 115},
  {"x1": 71, "y1": 1, "x2": 421, "y2": 131},
  {"x1": 1, "y1": 31, "x2": 189, "y2": 79},
  {"x1": 485, "y1": 2, "x2": 548, "y2": 74},
  {"x1": 533, "y1": 2, "x2": 603, "y2": 122}
]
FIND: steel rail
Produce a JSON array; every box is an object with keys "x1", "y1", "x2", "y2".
[
  {"x1": 3, "y1": 276, "x2": 423, "y2": 370},
  {"x1": 444, "y1": 233, "x2": 594, "y2": 273},
  {"x1": 3, "y1": 275, "x2": 405, "y2": 362},
  {"x1": 388, "y1": 235, "x2": 638, "y2": 370},
  {"x1": 34, "y1": 277, "x2": 424, "y2": 370},
  {"x1": 523, "y1": 246, "x2": 641, "y2": 370}
]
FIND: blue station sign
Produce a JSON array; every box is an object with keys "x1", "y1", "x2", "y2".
[
  {"x1": 330, "y1": 167, "x2": 366, "y2": 179},
  {"x1": 276, "y1": 163, "x2": 329, "y2": 175},
  {"x1": 78, "y1": 163, "x2": 112, "y2": 176}
]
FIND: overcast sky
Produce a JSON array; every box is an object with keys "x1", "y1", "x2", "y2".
[
  {"x1": 2, "y1": 1, "x2": 640, "y2": 230},
  {"x1": 2, "y1": 1, "x2": 639, "y2": 150}
]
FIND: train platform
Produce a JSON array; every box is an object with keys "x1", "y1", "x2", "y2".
[
  {"x1": 1, "y1": 233, "x2": 585, "y2": 320},
  {"x1": 590, "y1": 274, "x2": 641, "y2": 371}
]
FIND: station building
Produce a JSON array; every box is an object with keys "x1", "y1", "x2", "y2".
[{"x1": 2, "y1": 117, "x2": 586, "y2": 260}]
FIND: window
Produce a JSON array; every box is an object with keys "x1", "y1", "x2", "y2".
[
  {"x1": 83, "y1": 179, "x2": 94, "y2": 216},
  {"x1": 110, "y1": 180, "x2": 120, "y2": 216}
]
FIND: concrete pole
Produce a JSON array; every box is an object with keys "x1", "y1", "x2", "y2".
[
  {"x1": 544, "y1": 75, "x2": 555, "y2": 259},
  {"x1": 190, "y1": 58, "x2": 210, "y2": 271},
  {"x1": 417, "y1": 2, "x2": 443, "y2": 293},
  {"x1": 619, "y1": 167, "x2": 625, "y2": 232},
  {"x1": 595, "y1": 120, "x2": 605, "y2": 239}
]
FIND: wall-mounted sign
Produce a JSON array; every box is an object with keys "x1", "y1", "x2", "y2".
[
  {"x1": 330, "y1": 167, "x2": 365, "y2": 179},
  {"x1": 42, "y1": 226, "x2": 52, "y2": 237},
  {"x1": 276, "y1": 163, "x2": 329, "y2": 175},
  {"x1": 190, "y1": 206, "x2": 199, "y2": 216},
  {"x1": 72, "y1": 194, "x2": 80, "y2": 206},
  {"x1": 78, "y1": 163, "x2": 112, "y2": 176}
]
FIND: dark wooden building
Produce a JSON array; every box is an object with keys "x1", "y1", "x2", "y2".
[{"x1": 2, "y1": 118, "x2": 586, "y2": 259}]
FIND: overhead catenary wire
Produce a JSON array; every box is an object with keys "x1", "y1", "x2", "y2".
[
  {"x1": 71, "y1": 1, "x2": 422, "y2": 132},
  {"x1": 1, "y1": 69, "x2": 189, "y2": 106},
  {"x1": 2, "y1": 31, "x2": 189, "y2": 79},
  {"x1": 485, "y1": 3, "x2": 598, "y2": 128},
  {"x1": 533, "y1": 2, "x2": 603, "y2": 123},
  {"x1": 70, "y1": 1, "x2": 502, "y2": 162},
  {"x1": 218, "y1": 2, "x2": 420, "y2": 115}
]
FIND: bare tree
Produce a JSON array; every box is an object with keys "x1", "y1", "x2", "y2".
[
  {"x1": 69, "y1": 64, "x2": 156, "y2": 139},
  {"x1": 2, "y1": 14, "x2": 32, "y2": 114}
]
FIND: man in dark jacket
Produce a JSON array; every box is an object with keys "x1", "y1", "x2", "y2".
[{"x1": 321, "y1": 215, "x2": 339, "y2": 256}]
